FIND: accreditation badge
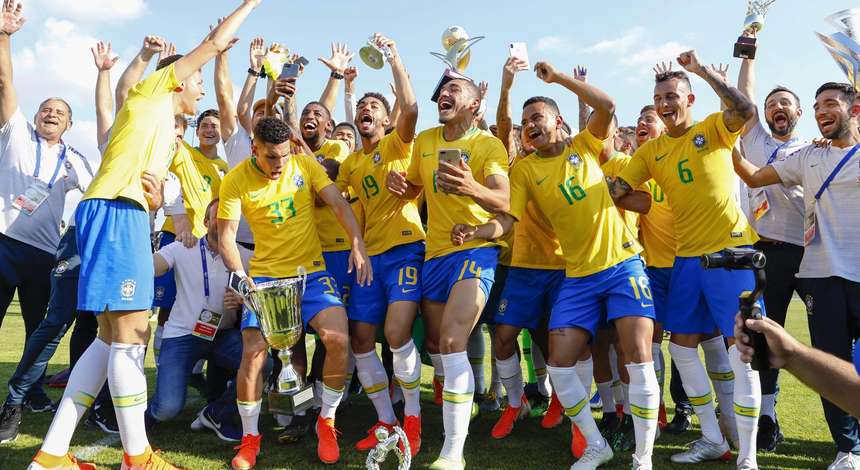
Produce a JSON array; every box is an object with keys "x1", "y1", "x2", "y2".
[
  {"x1": 12, "y1": 180, "x2": 49, "y2": 215},
  {"x1": 803, "y1": 206, "x2": 818, "y2": 246},
  {"x1": 751, "y1": 189, "x2": 770, "y2": 221},
  {"x1": 192, "y1": 308, "x2": 222, "y2": 341}
]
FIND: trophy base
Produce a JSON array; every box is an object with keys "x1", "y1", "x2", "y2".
[
  {"x1": 268, "y1": 384, "x2": 315, "y2": 416},
  {"x1": 734, "y1": 36, "x2": 758, "y2": 59}
]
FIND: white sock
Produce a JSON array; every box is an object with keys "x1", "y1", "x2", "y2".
[
  {"x1": 440, "y1": 352, "x2": 473, "y2": 462},
  {"x1": 669, "y1": 342, "x2": 722, "y2": 444},
  {"x1": 320, "y1": 383, "x2": 344, "y2": 420},
  {"x1": 730, "y1": 345, "x2": 761, "y2": 467},
  {"x1": 701, "y1": 336, "x2": 734, "y2": 409},
  {"x1": 153, "y1": 325, "x2": 163, "y2": 363},
  {"x1": 627, "y1": 362, "x2": 660, "y2": 463},
  {"x1": 430, "y1": 353, "x2": 444, "y2": 388},
  {"x1": 652, "y1": 343, "x2": 665, "y2": 399},
  {"x1": 576, "y1": 357, "x2": 594, "y2": 397},
  {"x1": 597, "y1": 381, "x2": 615, "y2": 414},
  {"x1": 467, "y1": 328, "x2": 486, "y2": 395},
  {"x1": 354, "y1": 350, "x2": 396, "y2": 424},
  {"x1": 391, "y1": 340, "x2": 421, "y2": 417},
  {"x1": 532, "y1": 345, "x2": 552, "y2": 397},
  {"x1": 496, "y1": 353, "x2": 524, "y2": 408},
  {"x1": 547, "y1": 365, "x2": 604, "y2": 447},
  {"x1": 622, "y1": 382, "x2": 631, "y2": 415},
  {"x1": 237, "y1": 399, "x2": 261, "y2": 436},
  {"x1": 760, "y1": 394, "x2": 776, "y2": 420},
  {"x1": 109, "y1": 343, "x2": 150, "y2": 456},
  {"x1": 609, "y1": 346, "x2": 624, "y2": 406},
  {"x1": 41, "y1": 339, "x2": 110, "y2": 456}
]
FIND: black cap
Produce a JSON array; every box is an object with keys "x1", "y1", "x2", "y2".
[{"x1": 431, "y1": 68, "x2": 476, "y2": 103}]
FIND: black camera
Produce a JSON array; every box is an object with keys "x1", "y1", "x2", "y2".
[{"x1": 700, "y1": 247, "x2": 770, "y2": 371}]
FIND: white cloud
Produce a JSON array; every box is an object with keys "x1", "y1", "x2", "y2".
[
  {"x1": 620, "y1": 41, "x2": 689, "y2": 68},
  {"x1": 536, "y1": 36, "x2": 574, "y2": 54},
  {"x1": 32, "y1": 0, "x2": 147, "y2": 23},
  {"x1": 581, "y1": 27, "x2": 645, "y2": 55}
]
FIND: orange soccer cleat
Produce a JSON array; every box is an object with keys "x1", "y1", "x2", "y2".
[
  {"x1": 316, "y1": 416, "x2": 341, "y2": 464},
  {"x1": 121, "y1": 446, "x2": 183, "y2": 470},
  {"x1": 571, "y1": 423, "x2": 587, "y2": 458},
  {"x1": 29, "y1": 451, "x2": 97, "y2": 470},
  {"x1": 355, "y1": 421, "x2": 398, "y2": 451},
  {"x1": 541, "y1": 393, "x2": 564, "y2": 429},
  {"x1": 231, "y1": 434, "x2": 262, "y2": 470},
  {"x1": 491, "y1": 395, "x2": 530, "y2": 439},
  {"x1": 403, "y1": 414, "x2": 422, "y2": 457}
]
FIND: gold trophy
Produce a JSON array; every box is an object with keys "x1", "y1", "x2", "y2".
[
  {"x1": 360, "y1": 35, "x2": 393, "y2": 70},
  {"x1": 816, "y1": 9, "x2": 860, "y2": 90},
  {"x1": 236, "y1": 274, "x2": 315, "y2": 415},
  {"x1": 430, "y1": 26, "x2": 484, "y2": 73},
  {"x1": 734, "y1": 0, "x2": 777, "y2": 59}
]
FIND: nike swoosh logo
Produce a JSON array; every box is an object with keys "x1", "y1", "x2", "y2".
[
  {"x1": 641, "y1": 303, "x2": 653, "y2": 308},
  {"x1": 422, "y1": 152, "x2": 433, "y2": 158},
  {"x1": 536, "y1": 176, "x2": 549, "y2": 185},
  {"x1": 402, "y1": 288, "x2": 417, "y2": 293},
  {"x1": 349, "y1": 168, "x2": 358, "y2": 175},
  {"x1": 655, "y1": 154, "x2": 668, "y2": 162}
]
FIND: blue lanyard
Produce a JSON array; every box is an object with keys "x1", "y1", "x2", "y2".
[
  {"x1": 33, "y1": 130, "x2": 67, "y2": 189},
  {"x1": 200, "y1": 238, "x2": 210, "y2": 299},
  {"x1": 766, "y1": 138, "x2": 794, "y2": 166},
  {"x1": 815, "y1": 143, "x2": 860, "y2": 201}
]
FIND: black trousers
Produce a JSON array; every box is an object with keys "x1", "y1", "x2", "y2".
[
  {"x1": 754, "y1": 241, "x2": 805, "y2": 399},
  {"x1": 802, "y1": 276, "x2": 860, "y2": 453}
]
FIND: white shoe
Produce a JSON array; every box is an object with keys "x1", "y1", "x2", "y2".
[
  {"x1": 829, "y1": 452, "x2": 860, "y2": 470},
  {"x1": 631, "y1": 454, "x2": 652, "y2": 470},
  {"x1": 719, "y1": 410, "x2": 740, "y2": 450},
  {"x1": 670, "y1": 436, "x2": 731, "y2": 463},
  {"x1": 570, "y1": 440, "x2": 613, "y2": 469},
  {"x1": 737, "y1": 457, "x2": 758, "y2": 470}
]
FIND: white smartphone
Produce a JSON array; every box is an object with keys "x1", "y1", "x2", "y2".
[{"x1": 509, "y1": 42, "x2": 530, "y2": 69}]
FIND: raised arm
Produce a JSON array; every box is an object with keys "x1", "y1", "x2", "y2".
[
  {"x1": 91, "y1": 41, "x2": 120, "y2": 148},
  {"x1": 344, "y1": 66, "x2": 358, "y2": 125},
  {"x1": 374, "y1": 34, "x2": 417, "y2": 142},
  {"x1": 535, "y1": 61, "x2": 615, "y2": 140},
  {"x1": 573, "y1": 66, "x2": 590, "y2": 132},
  {"x1": 0, "y1": 0, "x2": 26, "y2": 126},
  {"x1": 317, "y1": 42, "x2": 353, "y2": 115},
  {"x1": 497, "y1": 57, "x2": 527, "y2": 160},
  {"x1": 215, "y1": 38, "x2": 239, "y2": 141},
  {"x1": 172, "y1": 0, "x2": 261, "y2": 85},
  {"x1": 737, "y1": 29, "x2": 760, "y2": 133},
  {"x1": 678, "y1": 50, "x2": 754, "y2": 133},
  {"x1": 116, "y1": 36, "x2": 167, "y2": 110}
]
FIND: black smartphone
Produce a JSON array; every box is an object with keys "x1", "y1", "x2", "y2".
[{"x1": 227, "y1": 271, "x2": 251, "y2": 299}]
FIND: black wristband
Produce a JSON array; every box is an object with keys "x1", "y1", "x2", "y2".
[
  {"x1": 330, "y1": 71, "x2": 344, "y2": 80},
  {"x1": 248, "y1": 67, "x2": 264, "y2": 78}
]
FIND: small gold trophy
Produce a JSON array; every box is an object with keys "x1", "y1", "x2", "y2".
[
  {"x1": 734, "y1": 0, "x2": 777, "y2": 59},
  {"x1": 430, "y1": 26, "x2": 484, "y2": 73}
]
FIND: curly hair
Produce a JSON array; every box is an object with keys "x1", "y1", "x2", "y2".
[{"x1": 254, "y1": 117, "x2": 292, "y2": 145}]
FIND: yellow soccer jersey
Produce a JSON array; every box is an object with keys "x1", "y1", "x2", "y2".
[
  {"x1": 508, "y1": 154, "x2": 563, "y2": 270},
  {"x1": 639, "y1": 180, "x2": 676, "y2": 268},
  {"x1": 509, "y1": 129, "x2": 641, "y2": 278},
  {"x1": 218, "y1": 155, "x2": 332, "y2": 278},
  {"x1": 162, "y1": 142, "x2": 228, "y2": 237},
  {"x1": 313, "y1": 139, "x2": 352, "y2": 252},
  {"x1": 619, "y1": 112, "x2": 757, "y2": 257},
  {"x1": 406, "y1": 127, "x2": 509, "y2": 260},
  {"x1": 337, "y1": 131, "x2": 425, "y2": 256},
  {"x1": 84, "y1": 64, "x2": 181, "y2": 210},
  {"x1": 600, "y1": 153, "x2": 642, "y2": 236}
]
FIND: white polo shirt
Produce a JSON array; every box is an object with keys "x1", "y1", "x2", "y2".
[
  {"x1": 740, "y1": 121, "x2": 807, "y2": 245},
  {"x1": 157, "y1": 238, "x2": 251, "y2": 339},
  {"x1": 224, "y1": 124, "x2": 254, "y2": 245},
  {"x1": 773, "y1": 142, "x2": 860, "y2": 282},
  {"x1": 0, "y1": 108, "x2": 94, "y2": 253}
]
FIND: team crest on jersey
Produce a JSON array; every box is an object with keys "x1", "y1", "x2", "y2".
[
  {"x1": 293, "y1": 174, "x2": 305, "y2": 190},
  {"x1": 316, "y1": 155, "x2": 325, "y2": 163},
  {"x1": 498, "y1": 299, "x2": 508, "y2": 314},
  {"x1": 121, "y1": 279, "x2": 136, "y2": 300},
  {"x1": 373, "y1": 152, "x2": 382, "y2": 165},
  {"x1": 804, "y1": 294, "x2": 814, "y2": 315},
  {"x1": 461, "y1": 151, "x2": 470, "y2": 164},
  {"x1": 567, "y1": 153, "x2": 581, "y2": 168},
  {"x1": 54, "y1": 260, "x2": 70, "y2": 276},
  {"x1": 693, "y1": 134, "x2": 707, "y2": 149},
  {"x1": 155, "y1": 286, "x2": 165, "y2": 300}
]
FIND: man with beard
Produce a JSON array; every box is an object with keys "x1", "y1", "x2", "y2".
[
  {"x1": 732, "y1": 81, "x2": 860, "y2": 470},
  {"x1": 334, "y1": 33, "x2": 424, "y2": 456},
  {"x1": 736, "y1": 29, "x2": 808, "y2": 452},
  {"x1": 219, "y1": 117, "x2": 371, "y2": 467},
  {"x1": 609, "y1": 50, "x2": 761, "y2": 468},
  {"x1": 0, "y1": 0, "x2": 92, "y2": 415},
  {"x1": 386, "y1": 68, "x2": 509, "y2": 470}
]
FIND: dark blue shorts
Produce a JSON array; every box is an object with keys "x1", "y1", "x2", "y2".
[
  {"x1": 323, "y1": 250, "x2": 355, "y2": 306},
  {"x1": 494, "y1": 267, "x2": 565, "y2": 330},
  {"x1": 550, "y1": 256, "x2": 655, "y2": 336},
  {"x1": 75, "y1": 198, "x2": 153, "y2": 313},
  {"x1": 348, "y1": 241, "x2": 424, "y2": 325},
  {"x1": 152, "y1": 231, "x2": 177, "y2": 308},
  {"x1": 646, "y1": 267, "x2": 672, "y2": 325},
  {"x1": 422, "y1": 247, "x2": 498, "y2": 304}
]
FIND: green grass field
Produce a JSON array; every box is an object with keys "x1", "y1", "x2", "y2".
[{"x1": 0, "y1": 298, "x2": 836, "y2": 469}]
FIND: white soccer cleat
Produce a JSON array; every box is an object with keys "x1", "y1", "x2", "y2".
[
  {"x1": 737, "y1": 457, "x2": 758, "y2": 470},
  {"x1": 570, "y1": 440, "x2": 613, "y2": 469},
  {"x1": 829, "y1": 452, "x2": 860, "y2": 470},
  {"x1": 631, "y1": 454, "x2": 652, "y2": 470},
  {"x1": 670, "y1": 436, "x2": 731, "y2": 463}
]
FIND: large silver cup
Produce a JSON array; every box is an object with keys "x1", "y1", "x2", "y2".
[
  {"x1": 247, "y1": 277, "x2": 315, "y2": 415},
  {"x1": 817, "y1": 9, "x2": 860, "y2": 91}
]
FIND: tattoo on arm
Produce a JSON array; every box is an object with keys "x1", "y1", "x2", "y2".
[{"x1": 699, "y1": 65, "x2": 754, "y2": 131}]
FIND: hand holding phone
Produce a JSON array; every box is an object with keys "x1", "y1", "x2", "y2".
[{"x1": 509, "y1": 42, "x2": 530, "y2": 70}]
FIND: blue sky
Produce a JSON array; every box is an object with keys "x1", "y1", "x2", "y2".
[{"x1": 8, "y1": 0, "x2": 858, "y2": 215}]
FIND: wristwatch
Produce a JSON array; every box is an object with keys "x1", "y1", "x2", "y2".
[{"x1": 330, "y1": 71, "x2": 345, "y2": 80}]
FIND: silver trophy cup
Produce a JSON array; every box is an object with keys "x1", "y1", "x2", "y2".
[
  {"x1": 246, "y1": 277, "x2": 315, "y2": 415},
  {"x1": 817, "y1": 9, "x2": 860, "y2": 90},
  {"x1": 365, "y1": 426, "x2": 411, "y2": 470}
]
